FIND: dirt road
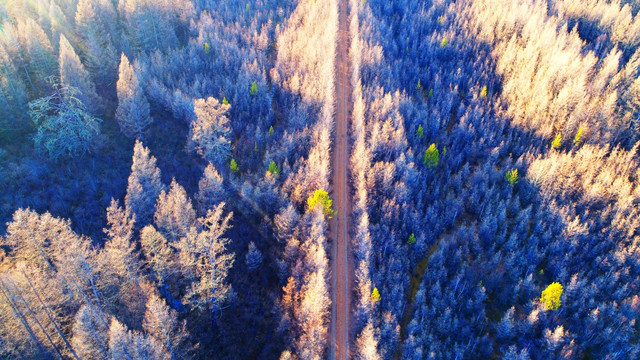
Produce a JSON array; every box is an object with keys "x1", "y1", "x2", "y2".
[{"x1": 329, "y1": 0, "x2": 353, "y2": 358}]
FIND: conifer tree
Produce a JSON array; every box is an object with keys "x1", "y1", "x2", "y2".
[
  {"x1": 245, "y1": 241, "x2": 263, "y2": 270},
  {"x1": 154, "y1": 179, "x2": 197, "y2": 242},
  {"x1": 140, "y1": 225, "x2": 177, "y2": 287},
  {"x1": 125, "y1": 140, "x2": 165, "y2": 228},
  {"x1": 422, "y1": 144, "x2": 439, "y2": 167},
  {"x1": 196, "y1": 163, "x2": 225, "y2": 215},
  {"x1": 116, "y1": 53, "x2": 152, "y2": 139},
  {"x1": 190, "y1": 97, "x2": 231, "y2": 167},
  {"x1": 143, "y1": 294, "x2": 190, "y2": 359},
  {"x1": 178, "y1": 203, "x2": 234, "y2": 328},
  {"x1": 71, "y1": 305, "x2": 109, "y2": 359},
  {"x1": 28, "y1": 79, "x2": 101, "y2": 159},
  {"x1": 58, "y1": 34, "x2": 99, "y2": 113}
]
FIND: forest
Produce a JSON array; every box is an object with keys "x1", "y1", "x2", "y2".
[{"x1": 0, "y1": 0, "x2": 639, "y2": 359}]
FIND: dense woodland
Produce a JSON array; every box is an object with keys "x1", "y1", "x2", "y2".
[{"x1": 0, "y1": 0, "x2": 639, "y2": 359}]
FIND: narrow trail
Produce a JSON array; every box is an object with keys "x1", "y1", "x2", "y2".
[{"x1": 329, "y1": 0, "x2": 353, "y2": 359}]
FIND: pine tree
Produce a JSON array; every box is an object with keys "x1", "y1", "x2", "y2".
[
  {"x1": 230, "y1": 158, "x2": 239, "y2": 172},
  {"x1": 74, "y1": 0, "x2": 119, "y2": 85},
  {"x1": 245, "y1": 241, "x2": 263, "y2": 270},
  {"x1": 71, "y1": 305, "x2": 109, "y2": 359},
  {"x1": 416, "y1": 124, "x2": 423, "y2": 138},
  {"x1": 250, "y1": 81, "x2": 258, "y2": 95},
  {"x1": 143, "y1": 294, "x2": 190, "y2": 359},
  {"x1": 140, "y1": 225, "x2": 177, "y2": 287},
  {"x1": 355, "y1": 322, "x2": 381, "y2": 360},
  {"x1": 422, "y1": 144, "x2": 439, "y2": 167},
  {"x1": 573, "y1": 126, "x2": 584, "y2": 145},
  {"x1": 505, "y1": 169, "x2": 519, "y2": 186},
  {"x1": 196, "y1": 163, "x2": 225, "y2": 215},
  {"x1": 190, "y1": 97, "x2": 231, "y2": 166},
  {"x1": 58, "y1": 34, "x2": 99, "y2": 114},
  {"x1": 154, "y1": 179, "x2": 197, "y2": 242},
  {"x1": 116, "y1": 53, "x2": 152, "y2": 139},
  {"x1": 407, "y1": 233, "x2": 416, "y2": 245},
  {"x1": 28, "y1": 79, "x2": 101, "y2": 159},
  {"x1": 125, "y1": 140, "x2": 165, "y2": 228},
  {"x1": 268, "y1": 161, "x2": 280, "y2": 177},
  {"x1": 178, "y1": 203, "x2": 234, "y2": 328},
  {"x1": 108, "y1": 317, "x2": 168, "y2": 359},
  {"x1": 102, "y1": 199, "x2": 142, "y2": 285}
]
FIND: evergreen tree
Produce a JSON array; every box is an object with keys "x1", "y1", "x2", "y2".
[
  {"x1": 71, "y1": 305, "x2": 109, "y2": 359},
  {"x1": 125, "y1": 140, "x2": 165, "y2": 228},
  {"x1": 58, "y1": 34, "x2": 99, "y2": 114},
  {"x1": 154, "y1": 179, "x2": 197, "y2": 242},
  {"x1": 178, "y1": 203, "x2": 234, "y2": 328},
  {"x1": 116, "y1": 53, "x2": 152, "y2": 139},
  {"x1": 143, "y1": 294, "x2": 190, "y2": 359},
  {"x1": 196, "y1": 163, "x2": 225, "y2": 215},
  {"x1": 140, "y1": 225, "x2": 177, "y2": 287},
  {"x1": 103, "y1": 199, "x2": 142, "y2": 285},
  {"x1": 190, "y1": 97, "x2": 231, "y2": 167},
  {"x1": 74, "y1": 0, "x2": 119, "y2": 85},
  {"x1": 422, "y1": 144, "x2": 439, "y2": 167},
  {"x1": 245, "y1": 241, "x2": 263, "y2": 270},
  {"x1": 28, "y1": 79, "x2": 101, "y2": 159}
]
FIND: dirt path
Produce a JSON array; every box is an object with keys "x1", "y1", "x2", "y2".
[{"x1": 329, "y1": 0, "x2": 353, "y2": 358}]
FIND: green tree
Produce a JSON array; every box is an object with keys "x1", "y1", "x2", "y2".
[
  {"x1": 416, "y1": 79, "x2": 422, "y2": 90},
  {"x1": 249, "y1": 81, "x2": 258, "y2": 95},
  {"x1": 428, "y1": 89, "x2": 433, "y2": 98},
  {"x1": 505, "y1": 169, "x2": 518, "y2": 186},
  {"x1": 204, "y1": 42, "x2": 210, "y2": 54},
  {"x1": 423, "y1": 144, "x2": 439, "y2": 167},
  {"x1": 268, "y1": 161, "x2": 280, "y2": 176},
  {"x1": 551, "y1": 133, "x2": 562, "y2": 149},
  {"x1": 541, "y1": 282, "x2": 563, "y2": 310},
  {"x1": 416, "y1": 124, "x2": 424, "y2": 138},
  {"x1": 230, "y1": 158, "x2": 239, "y2": 172},
  {"x1": 222, "y1": 97, "x2": 229, "y2": 105},
  {"x1": 407, "y1": 233, "x2": 416, "y2": 245},
  {"x1": 573, "y1": 126, "x2": 583, "y2": 145},
  {"x1": 268, "y1": 125, "x2": 274, "y2": 136},
  {"x1": 29, "y1": 80, "x2": 101, "y2": 159},
  {"x1": 441, "y1": 37, "x2": 448, "y2": 48},
  {"x1": 371, "y1": 287, "x2": 381, "y2": 302},
  {"x1": 307, "y1": 189, "x2": 336, "y2": 218}
]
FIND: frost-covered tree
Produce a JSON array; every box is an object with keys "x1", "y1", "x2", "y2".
[
  {"x1": 195, "y1": 163, "x2": 225, "y2": 215},
  {"x1": 71, "y1": 305, "x2": 109, "y2": 359},
  {"x1": 59, "y1": 34, "x2": 99, "y2": 114},
  {"x1": 143, "y1": 294, "x2": 190, "y2": 359},
  {"x1": 108, "y1": 317, "x2": 168, "y2": 360},
  {"x1": 74, "y1": 0, "x2": 119, "y2": 84},
  {"x1": 178, "y1": 203, "x2": 234, "y2": 328},
  {"x1": 116, "y1": 53, "x2": 151, "y2": 139},
  {"x1": 189, "y1": 97, "x2": 231, "y2": 167},
  {"x1": 154, "y1": 179, "x2": 196, "y2": 242},
  {"x1": 102, "y1": 199, "x2": 142, "y2": 285},
  {"x1": 125, "y1": 140, "x2": 165, "y2": 228},
  {"x1": 28, "y1": 79, "x2": 101, "y2": 159}
]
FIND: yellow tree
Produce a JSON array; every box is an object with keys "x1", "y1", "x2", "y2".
[{"x1": 541, "y1": 282, "x2": 563, "y2": 310}]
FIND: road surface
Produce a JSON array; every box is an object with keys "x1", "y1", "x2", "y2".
[{"x1": 329, "y1": 0, "x2": 353, "y2": 358}]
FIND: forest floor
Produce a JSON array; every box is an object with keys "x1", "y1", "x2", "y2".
[{"x1": 329, "y1": 0, "x2": 353, "y2": 358}]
